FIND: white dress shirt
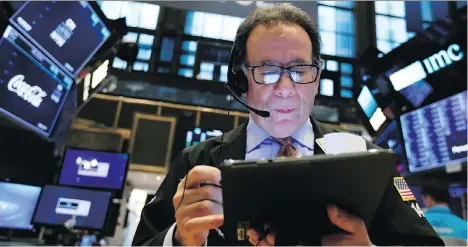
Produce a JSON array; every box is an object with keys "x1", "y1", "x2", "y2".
[{"x1": 163, "y1": 117, "x2": 315, "y2": 246}]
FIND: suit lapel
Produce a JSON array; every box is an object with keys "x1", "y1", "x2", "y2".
[
  {"x1": 311, "y1": 117, "x2": 331, "y2": 155},
  {"x1": 209, "y1": 123, "x2": 247, "y2": 166}
]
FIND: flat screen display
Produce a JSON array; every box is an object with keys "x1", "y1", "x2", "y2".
[
  {"x1": 59, "y1": 149, "x2": 129, "y2": 190},
  {"x1": 185, "y1": 127, "x2": 223, "y2": 147},
  {"x1": 33, "y1": 185, "x2": 111, "y2": 230},
  {"x1": 10, "y1": 1, "x2": 111, "y2": 77},
  {"x1": 401, "y1": 91, "x2": 467, "y2": 172},
  {"x1": 375, "y1": 121, "x2": 407, "y2": 168},
  {"x1": 357, "y1": 85, "x2": 387, "y2": 131},
  {"x1": 0, "y1": 182, "x2": 42, "y2": 230},
  {"x1": 0, "y1": 25, "x2": 72, "y2": 137}
]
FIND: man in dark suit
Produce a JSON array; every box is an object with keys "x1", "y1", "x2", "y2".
[{"x1": 133, "y1": 3, "x2": 443, "y2": 246}]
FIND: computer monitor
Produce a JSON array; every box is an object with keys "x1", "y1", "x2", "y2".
[
  {"x1": 356, "y1": 85, "x2": 387, "y2": 132},
  {"x1": 32, "y1": 185, "x2": 112, "y2": 231},
  {"x1": 0, "y1": 25, "x2": 73, "y2": 138},
  {"x1": 0, "y1": 182, "x2": 42, "y2": 231},
  {"x1": 59, "y1": 148, "x2": 129, "y2": 190},
  {"x1": 400, "y1": 91, "x2": 467, "y2": 173},
  {"x1": 10, "y1": 1, "x2": 111, "y2": 77},
  {"x1": 185, "y1": 127, "x2": 223, "y2": 147},
  {"x1": 375, "y1": 120, "x2": 407, "y2": 171}
]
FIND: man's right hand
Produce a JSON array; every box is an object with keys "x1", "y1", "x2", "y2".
[{"x1": 172, "y1": 165, "x2": 224, "y2": 246}]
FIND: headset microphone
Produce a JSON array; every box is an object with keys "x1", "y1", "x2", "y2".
[{"x1": 225, "y1": 84, "x2": 270, "y2": 118}]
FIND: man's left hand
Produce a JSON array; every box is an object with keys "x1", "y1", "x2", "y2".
[
  {"x1": 322, "y1": 204, "x2": 373, "y2": 246},
  {"x1": 246, "y1": 205, "x2": 373, "y2": 246}
]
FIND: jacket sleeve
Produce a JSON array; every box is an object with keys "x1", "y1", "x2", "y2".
[
  {"x1": 364, "y1": 140, "x2": 444, "y2": 245},
  {"x1": 132, "y1": 152, "x2": 190, "y2": 246},
  {"x1": 368, "y1": 172, "x2": 444, "y2": 246}
]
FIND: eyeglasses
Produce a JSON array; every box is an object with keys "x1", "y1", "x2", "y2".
[{"x1": 244, "y1": 63, "x2": 321, "y2": 85}]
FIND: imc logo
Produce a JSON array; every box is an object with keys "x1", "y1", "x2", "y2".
[
  {"x1": 76, "y1": 157, "x2": 110, "y2": 178},
  {"x1": 7, "y1": 74, "x2": 47, "y2": 108},
  {"x1": 389, "y1": 44, "x2": 464, "y2": 91}
]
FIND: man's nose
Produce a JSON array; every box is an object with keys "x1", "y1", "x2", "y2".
[{"x1": 273, "y1": 71, "x2": 296, "y2": 97}]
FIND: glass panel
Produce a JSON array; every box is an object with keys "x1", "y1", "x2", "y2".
[
  {"x1": 137, "y1": 48, "x2": 152, "y2": 60},
  {"x1": 112, "y1": 57, "x2": 127, "y2": 69},
  {"x1": 220, "y1": 65, "x2": 228, "y2": 82},
  {"x1": 184, "y1": 11, "x2": 195, "y2": 35},
  {"x1": 221, "y1": 16, "x2": 243, "y2": 41},
  {"x1": 100, "y1": 1, "x2": 123, "y2": 20},
  {"x1": 198, "y1": 62, "x2": 215, "y2": 80},
  {"x1": 377, "y1": 40, "x2": 392, "y2": 54},
  {"x1": 178, "y1": 68, "x2": 193, "y2": 78},
  {"x1": 122, "y1": 32, "x2": 138, "y2": 43},
  {"x1": 374, "y1": 2, "x2": 389, "y2": 15},
  {"x1": 160, "y1": 38, "x2": 174, "y2": 62},
  {"x1": 375, "y1": 15, "x2": 390, "y2": 40},
  {"x1": 133, "y1": 62, "x2": 149, "y2": 72},
  {"x1": 138, "y1": 34, "x2": 154, "y2": 47},
  {"x1": 341, "y1": 75, "x2": 353, "y2": 88},
  {"x1": 336, "y1": 34, "x2": 354, "y2": 58},
  {"x1": 389, "y1": 1, "x2": 405, "y2": 18},
  {"x1": 189, "y1": 11, "x2": 206, "y2": 36},
  {"x1": 320, "y1": 78, "x2": 334, "y2": 96},
  {"x1": 421, "y1": 2, "x2": 433, "y2": 22},
  {"x1": 122, "y1": 2, "x2": 142, "y2": 27},
  {"x1": 391, "y1": 41, "x2": 401, "y2": 49},
  {"x1": 318, "y1": 5, "x2": 336, "y2": 32},
  {"x1": 407, "y1": 32, "x2": 416, "y2": 39},
  {"x1": 336, "y1": 9, "x2": 354, "y2": 35},
  {"x1": 182, "y1": 41, "x2": 198, "y2": 52},
  {"x1": 341, "y1": 89, "x2": 353, "y2": 98},
  {"x1": 202, "y1": 13, "x2": 223, "y2": 39},
  {"x1": 200, "y1": 62, "x2": 214, "y2": 72},
  {"x1": 390, "y1": 17, "x2": 407, "y2": 43},
  {"x1": 341, "y1": 63, "x2": 353, "y2": 74},
  {"x1": 180, "y1": 54, "x2": 195, "y2": 66},
  {"x1": 326, "y1": 60, "x2": 339, "y2": 71},
  {"x1": 321, "y1": 31, "x2": 337, "y2": 56},
  {"x1": 138, "y1": 4, "x2": 160, "y2": 30}
]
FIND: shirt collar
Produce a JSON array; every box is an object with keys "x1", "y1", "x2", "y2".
[{"x1": 246, "y1": 116, "x2": 314, "y2": 153}]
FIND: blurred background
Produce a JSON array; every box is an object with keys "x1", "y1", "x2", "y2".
[{"x1": 0, "y1": 1, "x2": 466, "y2": 246}]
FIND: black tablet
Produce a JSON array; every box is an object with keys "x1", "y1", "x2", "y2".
[{"x1": 219, "y1": 150, "x2": 397, "y2": 245}]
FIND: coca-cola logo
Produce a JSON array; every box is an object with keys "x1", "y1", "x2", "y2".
[{"x1": 7, "y1": 74, "x2": 47, "y2": 108}]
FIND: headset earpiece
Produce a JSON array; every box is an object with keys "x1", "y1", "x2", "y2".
[{"x1": 227, "y1": 36, "x2": 248, "y2": 96}]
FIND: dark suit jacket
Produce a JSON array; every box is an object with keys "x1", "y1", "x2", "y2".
[{"x1": 133, "y1": 118, "x2": 443, "y2": 246}]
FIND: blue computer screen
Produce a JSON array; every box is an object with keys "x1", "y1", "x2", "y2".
[
  {"x1": 59, "y1": 149, "x2": 129, "y2": 190},
  {"x1": 375, "y1": 121, "x2": 407, "y2": 167},
  {"x1": 0, "y1": 182, "x2": 42, "y2": 230},
  {"x1": 33, "y1": 185, "x2": 111, "y2": 230},
  {"x1": 185, "y1": 127, "x2": 223, "y2": 147},
  {"x1": 10, "y1": 1, "x2": 110, "y2": 77},
  {"x1": 401, "y1": 91, "x2": 467, "y2": 172},
  {"x1": 0, "y1": 25, "x2": 72, "y2": 137},
  {"x1": 357, "y1": 86, "x2": 378, "y2": 119}
]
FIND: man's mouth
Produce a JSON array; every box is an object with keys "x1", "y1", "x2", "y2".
[{"x1": 273, "y1": 108, "x2": 296, "y2": 114}]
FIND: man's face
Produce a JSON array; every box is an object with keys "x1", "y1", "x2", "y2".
[{"x1": 245, "y1": 23, "x2": 320, "y2": 138}]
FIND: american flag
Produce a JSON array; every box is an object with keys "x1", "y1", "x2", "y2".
[{"x1": 394, "y1": 177, "x2": 415, "y2": 201}]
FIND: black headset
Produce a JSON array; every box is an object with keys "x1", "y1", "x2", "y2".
[{"x1": 226, "y1": 33, "x2": 249, "y2": 97}]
